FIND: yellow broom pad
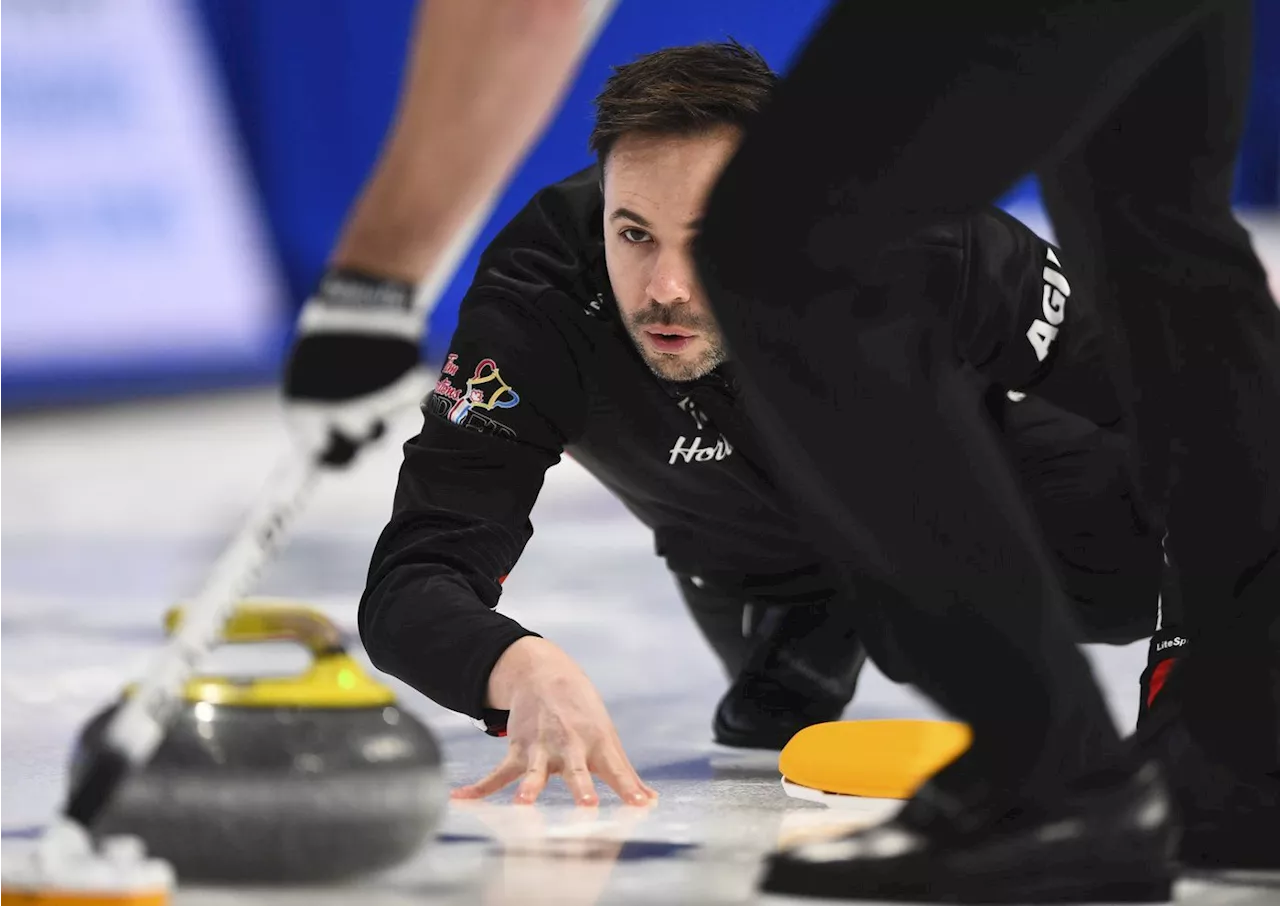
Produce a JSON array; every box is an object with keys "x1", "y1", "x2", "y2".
[
  {"x1": 1, "y1": 891, "x2": 168, "y2": 906},
  {"x1": 779, "y1": 719, "x2": 971, "y2": 800}
]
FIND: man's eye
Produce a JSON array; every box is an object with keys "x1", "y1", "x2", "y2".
[{"x1": 620, "y1": 228, "x2": 651, "y2": 244}]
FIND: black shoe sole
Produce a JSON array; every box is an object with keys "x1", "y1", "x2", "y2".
[
  {"x1": 1181, "y1": 866, "x2": 1280, "y2": 890},
  {"x1": 1180, "y1": 845, "x2": 1280, "y2": 875},
  {"x1": 761, "y1": 840, "x2": 1177, "y2": 905}
]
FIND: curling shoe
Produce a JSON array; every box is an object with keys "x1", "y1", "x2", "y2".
[{"x1": 761, "y1": 761, "x2": 1177, "y2": 903}]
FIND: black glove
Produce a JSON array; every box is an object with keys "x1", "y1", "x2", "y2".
[{"x1": 283, "y1": 269, "x2": 432, "y2": 467}]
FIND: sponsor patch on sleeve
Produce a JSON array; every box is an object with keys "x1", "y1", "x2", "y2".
[
  {"x1": 1026, "y1": 246, "x2": 1069, "y2": 363},
  {"x1": 428, "y1": 352, "x2": 522, "y2": 440}
]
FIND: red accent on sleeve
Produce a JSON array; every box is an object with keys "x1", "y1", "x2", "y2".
[{"x1": 1146, "y1": 659, "x2": 1176, "y2": 708}]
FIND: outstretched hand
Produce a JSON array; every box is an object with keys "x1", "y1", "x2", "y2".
[{"x1": 452, "y1": 637, "x2": 660, "y2": 807}]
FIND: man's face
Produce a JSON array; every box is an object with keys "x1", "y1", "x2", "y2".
[{"x1": 603, "y1": 127, "x2": 738, "y2": 382}]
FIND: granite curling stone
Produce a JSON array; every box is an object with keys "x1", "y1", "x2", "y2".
[{"x1": 69, "y1": 600, "x2": 447, "y2": 884}]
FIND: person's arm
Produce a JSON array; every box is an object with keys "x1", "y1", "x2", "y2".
[
  {"x1": 359, "y1": 285, "x2": 656, "y2": 806},
  {"x1": 958, "y1": 208, "x2": 1125, "y2": 428},
  {"x1": 359, "y1": 288, "x2": 584, "y2": 717},
  {"x1": 333, "y1": 0, "x2": 597, "y2": 281},
  {"x1": 455, "y1": 633, "x2": 659, "y2": 806},
  {"x1": 283, "y1": 0, "x2": 611, "y2": 467}
]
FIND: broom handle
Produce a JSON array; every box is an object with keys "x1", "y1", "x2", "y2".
[{"x1": 64, "y1": 0, "x2": 619, "y2": 831}]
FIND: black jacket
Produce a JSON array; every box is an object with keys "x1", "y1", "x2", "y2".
[{"x1": 359, "y1": 166, "x2": 1121, "y2": 719}]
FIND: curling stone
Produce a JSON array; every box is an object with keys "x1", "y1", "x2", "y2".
[{"x1": 69, "y1": 600, "x2": 447, "y2": 885}]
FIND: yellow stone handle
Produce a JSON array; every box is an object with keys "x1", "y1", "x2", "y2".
[
  {"x1": 159, "y1": 599, "x2": 394, "y2": 708},
  {"x1": 164, "y1": 598, "x2": 344, "y2": 657}
]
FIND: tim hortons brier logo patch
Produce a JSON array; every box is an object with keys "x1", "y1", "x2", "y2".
[{"x1": 430, "y1": 353, "x2": 521, "y2": 440}]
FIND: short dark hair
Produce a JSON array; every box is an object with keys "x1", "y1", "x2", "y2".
[{"x1": 589, "y1": 40, "x2": 777, "y2": 163}]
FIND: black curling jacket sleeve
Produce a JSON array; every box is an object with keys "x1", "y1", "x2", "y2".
[
  {"x1": 958, "y1": 208, "x2": 1124, "y2": 427},
  {"x1": 359, "y1": 284, "x2": 587, "y2": 719}
]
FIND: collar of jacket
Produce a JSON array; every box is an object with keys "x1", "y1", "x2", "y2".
[{"x1": 658, "y1": 361, "x2": 741, "y2": 400}]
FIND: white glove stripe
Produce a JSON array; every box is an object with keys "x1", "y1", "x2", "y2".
[
  {"x1": 297, "y1": 305, "x2": 425, "y2": 340},
  {"x1": 286, "y1": 367, "x2": 434, "y2": 454}
]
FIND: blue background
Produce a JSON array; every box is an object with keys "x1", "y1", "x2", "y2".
[
  {"x1": 4, "y1": 0, "x2": 1277, "y2": 407},
  {"x1": 196, "y1": 0, "x2": 1280, "y2": 359}
]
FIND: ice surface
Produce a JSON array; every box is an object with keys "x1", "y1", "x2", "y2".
[{"x1": 3, "y1": 390, "x2": 1275, "y2": 904}]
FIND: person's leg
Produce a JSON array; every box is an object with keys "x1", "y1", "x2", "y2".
[
  {"x1": 696, "y1": 0, "x2": 1215, "y2": 799},
  {"x1": 673, "y1": 574, "x2": 753, "y2": 679},
  {"x1": 714, "y1": 597, "x2": 867, "y2": 749},
  {"x1": 674, "y1": 574, "x2": 867, "y2": 749},
  {"x1": 1038, "y1": 1, "x2": 1280, "y2": 867},
  {"x1": 1038, "y1": 0, "x2": 1280, "y2": 677},
  {"x1": 995, "y1": 392, "x2": 1162, "y2": 646},
  {"x1": 692, "y1": 1, "x2": 1221, "y2": 898}
]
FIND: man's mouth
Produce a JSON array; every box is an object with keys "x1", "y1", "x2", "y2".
[{"x1": 644, "y1": 327, "x2": 696, "y2": 353}]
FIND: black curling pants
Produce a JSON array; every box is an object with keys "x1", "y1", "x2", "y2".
[{"x1": 694, "y1": 0, "x2": 1280, "y2": 802}]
